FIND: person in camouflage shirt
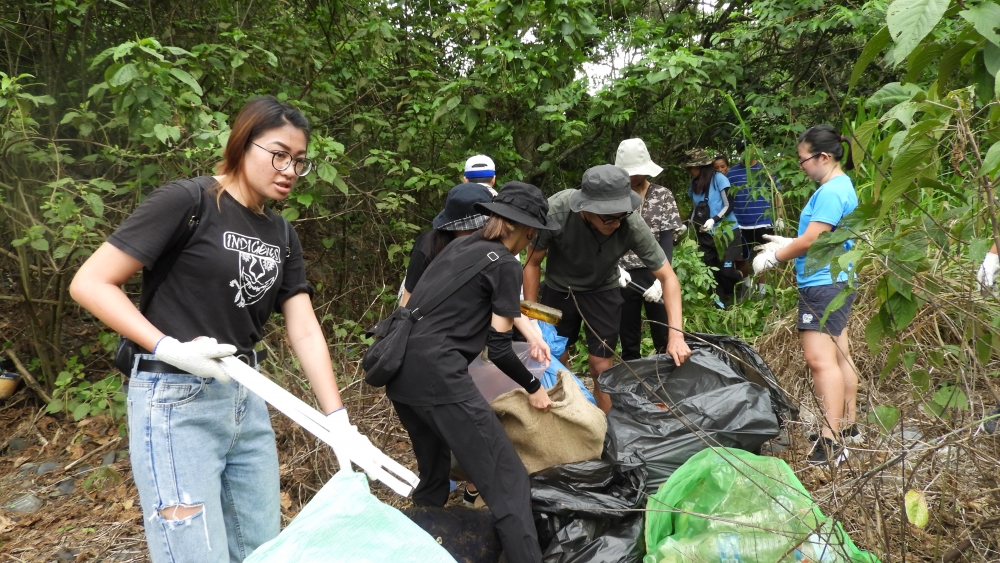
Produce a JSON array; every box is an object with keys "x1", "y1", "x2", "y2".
[{"x1": 615, "y1": 139, "x2": 683, "y2": 360}]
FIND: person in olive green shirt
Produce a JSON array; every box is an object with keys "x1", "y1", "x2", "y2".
[{"x1": 523, "y1": 164, "x2": 691, "y2": 413}]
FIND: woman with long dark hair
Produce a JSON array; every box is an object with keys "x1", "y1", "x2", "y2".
[
  {"x1": 70, "y1": 97, "x2": 346, "y2": 562},
  {"x1": 387, "y1": 182, "x2": 559, "y2": 563},
  {"x1": 754, "y1": 124, "x2": 860, "y2": 466},
  {"x1": 685, "y1": 148, "x2": 745, "y2": 302}
]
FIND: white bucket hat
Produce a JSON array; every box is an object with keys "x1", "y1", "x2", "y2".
[{"x1": 615, "y1": 138, "x2": 663, "y2": 178}]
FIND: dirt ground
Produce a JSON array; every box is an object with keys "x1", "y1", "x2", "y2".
[{"x1": 3, "y1": 310, "x2": 1000, "y2": 562}]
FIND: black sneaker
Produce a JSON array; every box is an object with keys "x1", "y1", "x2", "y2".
[
  {"x1": 463, "y1": 486, "x2": 480, "y2": 507},
  {"x1": 808, "y1": 437, "x2": 848, "y2": 467},
  {"x1": 982, "y1": 405, "x2": 1000, "y2": 434},
  {"x1": 809, "y1": 425, "x2": 862, "y2": 444}
]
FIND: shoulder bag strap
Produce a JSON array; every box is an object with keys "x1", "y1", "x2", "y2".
[
  {"x1": 410, "y1": 251, "x2": 501, "y2": 321},
  {"x1": 138, "y1": 181, "x2": 206, "y2": 313}
]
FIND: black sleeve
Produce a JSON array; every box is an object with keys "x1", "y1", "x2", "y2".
[
  {"x1": 658, "y1": 230, "x2": 674, "y2": 264},
  {"x1": 486, "y1": 327, "x2": 542, "y2": 393},
  {"x1": 108, "y1": 180, "x2": 202, "y2": 269},
  {"x1": 274, "y1": 222, "x2": 314, "y2": 311},
  {"x1": 403, "y1": 246, "x2": 429, "y2": 292}
]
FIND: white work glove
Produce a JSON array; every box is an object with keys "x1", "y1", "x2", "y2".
[
  {"x1": 153, "y1": 336, "x2": 237, "y2": 381},
  {"x1": 673, "y1": 224, "x2": 688, "y2": 241},
  {"x1": 643, "y1": 279, "x2": 663, "y2": 303},
  {"x1": 760, "y1": 234, "x2": 794, "y2": 253},
  {"x1": 753, "y1": 249, "x2": 781, "y2": 275},
  {"x1": 773, "y1": 218, "x2": 785, "y2": 231},
  {"x1": 618, "y1": 266, "x2": 632, "y2": 288},
  {"x1": 326, "y1": 407, "x2": 383, "y2": 473},
  {"x1": 978, "y1": 252, "x2": 1000, "y2": 293},
  {"x1": 700, "y1": 218, "x2": 715, "y2": 232}
]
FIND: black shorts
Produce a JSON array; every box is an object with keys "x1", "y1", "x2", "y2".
[
  {"x1": 741, "y1": 226, "x2": 774, "y2": 259},
  {"x1": 540, "y1": 285, "x2": 622, "y2": 358},
  {"x1": 797, "y1": 282, "x2": 857, "y2": 336}
]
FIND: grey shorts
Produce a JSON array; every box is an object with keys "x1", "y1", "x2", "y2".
[{"x1": 797, "y1": 282, "x2": 857, "y2": 336}]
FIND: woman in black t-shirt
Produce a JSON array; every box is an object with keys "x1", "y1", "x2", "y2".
[
  {"x1": 388, "y1": 182, "x2": 558, "y2": 563},
  {"x1": 70, "y1": 97, "x2": 347, "y2": 563}
]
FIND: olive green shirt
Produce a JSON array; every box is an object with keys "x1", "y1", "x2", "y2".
[{"x1": 531, "y1": 189, "x2": 667, "y2": 293}]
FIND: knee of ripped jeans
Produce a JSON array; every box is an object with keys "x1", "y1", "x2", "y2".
[{"x1": 156, "y1": 503, "x2": 204, "y2": 522}]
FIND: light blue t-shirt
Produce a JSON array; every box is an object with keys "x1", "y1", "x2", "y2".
[
  {"x1": 795, "y1": 174, "x2": 858, "y2": 287},
  {"x1": 689, "y1": 172, "x2": 736, "y2": 232}
]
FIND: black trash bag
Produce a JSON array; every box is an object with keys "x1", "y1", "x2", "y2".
[
  {"x1": 402, "y1": 505, "x2": 502, "y2": 563},
  {"x1": 530, "y1": 451, "x2": 647, "y2": 563},
  {"x1": 599, "y1": 333, "x2": 793, "y2": 495}
]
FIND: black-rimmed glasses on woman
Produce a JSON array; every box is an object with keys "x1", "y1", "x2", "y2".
[{"x1": 252, "y1": 142, "x2": 313, "y2": 176}]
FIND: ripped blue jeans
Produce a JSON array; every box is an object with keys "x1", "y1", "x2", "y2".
[{"x1": 127, "y1": 356, "x2": 280, "y2": 563}]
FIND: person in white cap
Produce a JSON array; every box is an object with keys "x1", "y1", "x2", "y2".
[
  {"x1": 614, "y1": 138, "x2": 683, "y2": 361},
  {"x1": 463, "y1": 154, "x2": 498, "y2": 196}
]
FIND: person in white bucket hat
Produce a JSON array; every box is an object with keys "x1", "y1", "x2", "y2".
[{"x1": 614, "y1": 138, "x2": 683, "y2": 361}]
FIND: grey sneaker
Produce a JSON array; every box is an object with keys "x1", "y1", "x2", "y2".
[{"x1": 982, "y1": 405, "x2": 1000, "y2": 434}]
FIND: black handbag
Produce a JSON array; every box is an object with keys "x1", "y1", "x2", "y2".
[{"x1": 362, "y1": 251, "x2": 500, "y2": 387}]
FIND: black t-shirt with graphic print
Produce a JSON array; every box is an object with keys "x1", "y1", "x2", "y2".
[
  {"x1": 387, "y1": 232, "x2": 523, "y2": 406},
  {"x1": 108, "y1": 177, "x2": 312, "y2": 355}
]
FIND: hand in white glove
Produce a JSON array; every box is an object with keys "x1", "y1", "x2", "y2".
[
  {"x1": 753, "y1": 249, "x2": 781, "y2": 275},
  {"x1": 759, "y1": 234, "x2": 794, "y2": 253},
  {"x1": 643, "y1": 279, "x2": 663, "y2": 303},
  {"x1": 153, "y1": 336, "x2": 236, "y2": 381},
  {"x1": 326, "y1": 407, "x2": 383, "y2": 473},
  {"x1": 673, "y1": 224, "x2": 688, "y2": 241},
  {"x1": 699, "y1": 218, "x2": 715, "y2": 232},
  {"x1": 773, "y1": 218, "x2": 785, "y2": 231},
  {"x1": 978, "y1": 252, "x2": 1000, "y2": 293},
  {"x1": 618, "y1": 266, "x2": 632, "y2": 288}
]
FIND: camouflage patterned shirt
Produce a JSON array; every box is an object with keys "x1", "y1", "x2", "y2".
[{"x1": 619, "y1": 182, "x2": 682, "y2": 270}]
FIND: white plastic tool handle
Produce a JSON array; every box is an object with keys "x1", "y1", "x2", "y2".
[{"x1": 219, "y1": 357, "x2": 419, "y2": 497}]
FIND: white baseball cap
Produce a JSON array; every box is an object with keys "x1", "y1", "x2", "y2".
[
  {"x1": 464, "y1": 154, "x2": 496, "y2": 179},
  {"x1": 615, "y1": 138, "x2": 663, "y2": 177}
]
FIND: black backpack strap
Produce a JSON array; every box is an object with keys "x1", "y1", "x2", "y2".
[
  {"x1": 138, "y1": 180, "x2": 207, "y2": 313},
  {"x1": 282, "y1": 216, "x2": 291, "y2": 259},
  {"x1": 410, "y1": 251, "x2": 501, "y2": 321}
]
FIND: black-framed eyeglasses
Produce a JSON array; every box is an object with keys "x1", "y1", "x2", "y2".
[
  {"x1": 252, "y1": 142, "x2": 313, "y2": 177},
  {"x1": 798, "y1": 153, "x2": 824, "y2": 166},
  {"x1": 596, "y1": 211, "x2": 632, "y2": 225}
]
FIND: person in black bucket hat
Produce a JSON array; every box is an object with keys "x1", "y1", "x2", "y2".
[
  {"x1": 400, "y1": 183, "x2": 492, "y2": 307},
  {"x1": 386, "y1": 180, "x2": 560, "y2": 563},
  {"x1": 523, "y1": 164, "x2": 692, "y2": 413}
]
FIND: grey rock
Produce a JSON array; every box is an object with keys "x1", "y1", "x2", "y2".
[
  {"x1": 7, "y1": 493, "x2": 43, "y2": 513},
  {"x1": 36, "y1": 461, "x2": 61, "y2": 475},
  {"x1": 50, "y1": 479, "x2": 75, "y2": 497},
  {"x1": 101, "y1": 451, "x2": 117, "y2": 466},
  {"x1": 7, "y1": 437, "x2": 29, "y2": 452},
  {"x1": 17, "y1": 462, "x2": 38, "y2": 475},
  {"x1": 54, "y1": 547, "x2": 79, "y2": 562}
]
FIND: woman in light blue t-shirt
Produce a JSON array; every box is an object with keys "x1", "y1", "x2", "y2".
[
  {"x1": 685, "y1": 148, "x2": 744, "y2": 302},
  {"x1": 753, "y1": 125, "x2": 859, "y2": 467}
]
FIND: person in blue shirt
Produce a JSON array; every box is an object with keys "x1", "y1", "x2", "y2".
[
  {"x1": 753, "y1": 124, "x2": 859, "y2": 467},
  {"x1": 685, "y1": 148, "x2": 745, "y2": 303},
  {"x1": 726, "y1": 141, "x2": 785, "y2": 281}
]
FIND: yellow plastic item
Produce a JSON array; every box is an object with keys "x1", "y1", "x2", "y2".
[{"x1": 519, "y1": 301, "x2": 562, "y2": 324}]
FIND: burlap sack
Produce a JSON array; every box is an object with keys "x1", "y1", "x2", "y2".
[{"x1": 490, "y1": 370, "x2": 607, "y2": 474}]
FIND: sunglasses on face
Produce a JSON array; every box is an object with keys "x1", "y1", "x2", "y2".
[{"x1": 595, "y1": 211, "x2": 632, "y2": 225}]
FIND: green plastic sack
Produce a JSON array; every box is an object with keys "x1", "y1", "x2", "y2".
[
  {"x1": 644, "y1": 448, "x2": 881, "y2": 563},
  {"x1": 246, "y1": 471, "x2": 456, "y2": 563}
]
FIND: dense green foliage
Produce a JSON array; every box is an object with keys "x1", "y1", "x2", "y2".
[{"x1": 1, "y1": 0, "x2": 998, "y2": 425}]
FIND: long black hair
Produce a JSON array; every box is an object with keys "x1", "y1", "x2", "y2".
[
  {"x1": 798, "y1": 124, "x2": 853, "y2": 170},
  {"x1": 691, "y1": 164, "x2": 716, "y2": 194}
]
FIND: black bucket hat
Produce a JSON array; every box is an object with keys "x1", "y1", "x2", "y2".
[
  {"x1": 432, "y1": 183, "x2": 493, "y2": 230},
  {"x1": 474, "y1": 181, "x2": 560, "y2": 231},
  {"x1": 568, "y1": 164, "x2": 641, "y2": 214}
]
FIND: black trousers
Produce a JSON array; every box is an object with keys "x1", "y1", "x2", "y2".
[
  {"x1": 392, "y1": 398, "x2": 542, "y2": 563},
  {"x1": 619, "y1": 268, "x2": 668, "y2": 361}
]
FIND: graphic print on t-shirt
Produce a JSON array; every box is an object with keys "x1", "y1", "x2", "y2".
[{"x1": 223, "y1": 231, "x2": 281, "y2": 307}]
